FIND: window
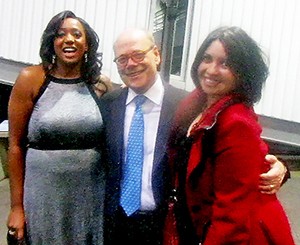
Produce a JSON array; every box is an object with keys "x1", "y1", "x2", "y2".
[{"x1": 153, "y1": 0, "x2": 189, "y2": 77}]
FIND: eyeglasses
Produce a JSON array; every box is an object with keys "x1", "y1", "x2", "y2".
[{"x1": 113, "y1": 46, "x2": 154, "y2": 67}]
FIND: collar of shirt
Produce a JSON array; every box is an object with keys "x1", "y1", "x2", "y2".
[{"x1": 126, "y1": 75, "x2": 164, "y2": 107}]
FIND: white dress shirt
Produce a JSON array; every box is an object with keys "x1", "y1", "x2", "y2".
[{"x1": 124, "y1": 76, "x2": 164, "y2": 210}]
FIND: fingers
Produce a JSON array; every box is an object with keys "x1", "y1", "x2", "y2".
[
  {"x1": 259, "y1": 155, "x2": 287, "y2": 195},
  {"x1": 260, "y1": 155, "x2": 286, "y2": 190},
  {"x1": 260, "y1": 168, "x2": 281, "y2": 182},
  {"x1": 7, "y1": 208, "x2": 26, "y2": 240},
  {"x1": 259, "y1": 174, "x2": 281, "y2": 194},
  {"x1": 259, "y1": 169, "x2": 282, "y2": 194},
  {"x1": 17, "y1": 226, "x2": 25, "y2": 240},
  {"x1": 259, "y1": 183, "x2": 280, "y2": 194},
  {"x1": 7, "y1": 226, "x2": 24, "y2": 240},
  {"x1": 8, "y1": 227, "x2": 17, "y2": 236},
  {"x1": 265, "y1": 154, "x2": 278, "y2": 164}
]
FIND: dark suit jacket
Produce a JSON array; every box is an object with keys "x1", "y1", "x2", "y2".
[{"x1": 100, "y1": 82, "x2": 187, "y2": 219}]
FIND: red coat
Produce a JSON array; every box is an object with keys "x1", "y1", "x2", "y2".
[{"x1": 182, "y1": 95, "x2": 295, "y2": 244}]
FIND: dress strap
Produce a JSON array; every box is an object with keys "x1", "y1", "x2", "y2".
[{"x1": 32, "y1": 75, "x2": 51, "y2": 105}]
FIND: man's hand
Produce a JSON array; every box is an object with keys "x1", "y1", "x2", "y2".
[{"x1": 259, "y1": 155, "x2": 287, "y2": 194}]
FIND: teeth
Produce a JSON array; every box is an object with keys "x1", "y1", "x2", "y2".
[
  {"x1": 206, "y1": 78, "x2": 218, "y2": 84},
  {"x1": 63, "y1": 47, "x2": 76, "y2": 52}
]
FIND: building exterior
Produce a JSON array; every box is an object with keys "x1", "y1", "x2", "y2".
[
  {"x1": 0, "y1": 0, "x2": 300, "y2": 126},
  {"x1": 1, "y1": 0, "x2": 300, "y2": 124}
]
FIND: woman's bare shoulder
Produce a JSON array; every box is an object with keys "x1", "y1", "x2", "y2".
[
  {"x1": 15, "y1": 64, "x2": 45, "y2": 86},
  {"x1": 12, "y1": 64, "x2": 46, "y2": 99},
  {"x1": 17, "y1": 65, "x2": 45, "y2": 81}
]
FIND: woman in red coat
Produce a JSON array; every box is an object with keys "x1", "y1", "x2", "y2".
[{"x1": 168, "y1": 26, "x2": 295, "y2": 244}]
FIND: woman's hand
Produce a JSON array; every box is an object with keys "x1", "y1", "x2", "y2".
[
  {"x1": 7, "y1": 206, "x2": 26, "y2": 240},
  {"x1": 259, "y1": 154, "x2": 287, "y2": 194}
]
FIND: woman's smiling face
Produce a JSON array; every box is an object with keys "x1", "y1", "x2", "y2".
[
  {"x1": 54, "y1": 17, "x2": 88, "y2": 66},
  {"x1": 198, "y1": 40, "x2": 237, "y2": 105}
]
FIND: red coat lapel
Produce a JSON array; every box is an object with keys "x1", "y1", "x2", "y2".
[{"x1": 186, "y1": 95, "x2": 240, "y2": 180}]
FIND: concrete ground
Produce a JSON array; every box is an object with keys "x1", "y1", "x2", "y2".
[
  {"x1": 277, "y1": 171, "x2": 300, "y2": 244},
  {"x1": 0, "y1": 173, "x2": 299, "y2": 245},
  {"x1": 0, "y1": 178, "x2": 9, "y2": 245}
]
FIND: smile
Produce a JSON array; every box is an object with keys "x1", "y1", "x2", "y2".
[
  {"x1": 125, "y1": 69, "x2": 144, "y2": 77},
  {"x1": 63, "y1": 47, "x2": 77, "y2": 53},
  {"x1": 203, "y1": 77, "x2": 220, "y2": 86}
]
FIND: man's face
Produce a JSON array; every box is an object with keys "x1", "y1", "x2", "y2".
[{"x1": 113, "y1": 32, "x2": 161, "y2": 94}]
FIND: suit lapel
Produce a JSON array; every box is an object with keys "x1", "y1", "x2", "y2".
[
  {"x1": 153, "y1": 83, "x2": 177, "y2": 169},
  {"x1": 108, "y1": 88, "x2": 128, "y2": 163}
]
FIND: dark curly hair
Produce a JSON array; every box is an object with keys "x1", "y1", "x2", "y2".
[
  {"x1": 39, "y1": 10, "x2": 102, "y2": 84},
  {"x1": 191, "y1": 26, "x2": 269, "y2": 105}
]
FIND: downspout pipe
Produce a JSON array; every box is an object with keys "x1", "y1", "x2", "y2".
[{"x1": 160, "y1": 0, "x2": 179, "y2": 83}]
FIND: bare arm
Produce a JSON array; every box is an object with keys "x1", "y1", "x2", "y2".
[
  {"x1": 259, "y1": 154, "x2": 289, "y2": 194},
  {"x1": 6, "y1": 65, "x2": 44, "y2": 239}
]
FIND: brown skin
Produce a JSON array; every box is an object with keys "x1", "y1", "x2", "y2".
[
  {"x1": 6, "y1": 17, "x2": 92, "y2": 240},
  {"x1": 198, "y1": 40, "x2": 238, "y2": 107},
  {"x1": 53, "y1": 18, "x2": 88, "y2": 78},
  {"x1": 7, "y1": 65, "x2": 46, "y2": 239}
]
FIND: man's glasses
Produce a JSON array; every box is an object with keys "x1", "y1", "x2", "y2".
[{"x1": 113, "y1": 46, "x2": 154, "y2": 67}]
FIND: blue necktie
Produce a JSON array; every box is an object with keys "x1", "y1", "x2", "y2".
[{"x1": 120, "y1": 95, "x2": 147, "y2": 216}]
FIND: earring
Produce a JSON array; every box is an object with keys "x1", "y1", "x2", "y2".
[
  {"x1": 52, "y1": 55, "x2": 56, "y2": 64},
  {"x1": 84, "y1": 53, "x2": 88, "y2": 63}
]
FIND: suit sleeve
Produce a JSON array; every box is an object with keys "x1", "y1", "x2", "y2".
[{"x1": 204, "y1": 109, "x2": 268, "y2": 244}]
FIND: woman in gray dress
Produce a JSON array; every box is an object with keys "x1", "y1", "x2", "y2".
[{"x1": 6, "y1": 10, "x2": 111, "y2": 244}]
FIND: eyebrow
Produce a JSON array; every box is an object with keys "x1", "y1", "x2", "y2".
[{"x1": 58, "y1": 27, "x2": 82, "y2": 31}]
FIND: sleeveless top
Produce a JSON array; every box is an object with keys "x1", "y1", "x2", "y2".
[{"x1": 24, "y1": 75, "x2": 105, "y2": 245}]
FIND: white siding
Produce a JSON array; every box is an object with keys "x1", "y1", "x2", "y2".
[
  {"x1": 0, "y1": 0, "x2": 153, "y2": 84},
  {"x1": 0, "y1": 0, "x2": 299, "y2": 123},
  {"x1": 182, "y1": 0, "x2": 300, "y2": 123}
]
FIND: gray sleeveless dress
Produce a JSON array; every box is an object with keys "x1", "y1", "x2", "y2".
[{"x1": 24, "y1": 75, "x2": 105, "y2": 245}]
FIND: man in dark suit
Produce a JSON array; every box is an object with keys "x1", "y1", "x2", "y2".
[
  {"x1": 101, "y1": 28, "x2": 288, "y2": 245},
  {"x1": 101, "y1": 28, "x2": 187, "y2": 245}
]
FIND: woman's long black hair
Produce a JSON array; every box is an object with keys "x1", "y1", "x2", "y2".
[{"x1": 39, "y1": 10, "x2": 102, "y2": 84}]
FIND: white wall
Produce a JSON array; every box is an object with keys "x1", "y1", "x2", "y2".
[
  {"x1": 0, "y1": 0, "x2": 153, "y2": 84},
  {"x1": 182, "y1": 0, "x2": 300, "y2": 123},
  {"x1": 0, "y1": 0, "x2": 299, "y2": 123}
]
